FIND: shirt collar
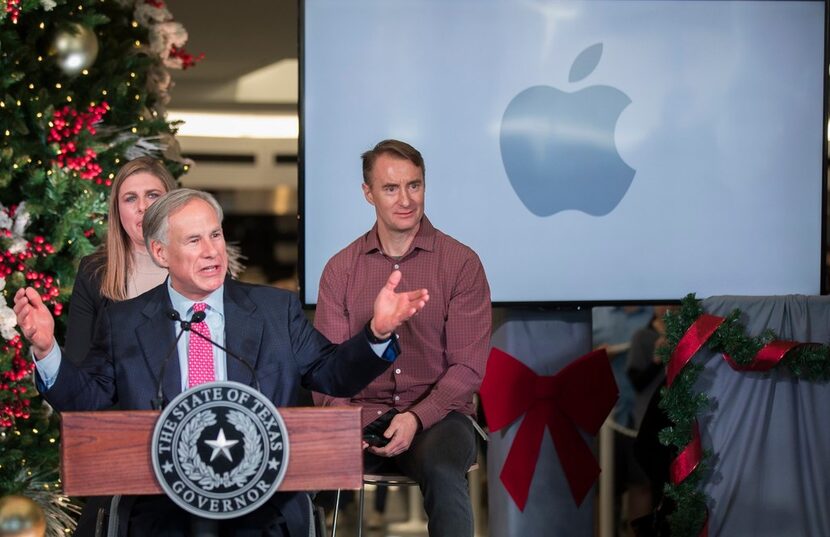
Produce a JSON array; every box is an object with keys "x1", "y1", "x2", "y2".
[
  {"x1": 362, "y1": 215, "x2": 437, "y2": 256},
  {"x1": 167, "y1": 279, "x2": 225, "y2": 321}
]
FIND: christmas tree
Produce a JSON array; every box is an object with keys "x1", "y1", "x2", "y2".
[{"x1": 0, "y1": 0, "x2": 200, "y2": 532}]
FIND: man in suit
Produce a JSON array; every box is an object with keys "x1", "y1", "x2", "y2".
[{"x1": 14, "y1": 188, "x2": 429, "y2": 536}]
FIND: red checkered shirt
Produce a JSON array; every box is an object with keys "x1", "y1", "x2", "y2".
[{"x1": 313, "y1": 216, "x2": 491, "y2": 429}]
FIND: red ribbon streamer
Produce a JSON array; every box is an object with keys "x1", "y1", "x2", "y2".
[
  {"x1": 723, "y1": 340, "x2": 800, "y2": 372},
  {"x1": 671, "y1": 422, "x2": 702, "y2": 485},
  {"x1": 480, "y1": 348, "x2": 618, "y2": 510},
  {"x1": 667, "y1": 314, "x2": 725, "y2": 387}
]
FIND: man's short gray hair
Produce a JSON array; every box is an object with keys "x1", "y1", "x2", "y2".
[{"x1": 143, "y1": 188, "x2": 224, "y2": 256}]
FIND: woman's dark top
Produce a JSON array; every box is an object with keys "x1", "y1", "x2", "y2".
[{"x1": 65, "y1": 255, "x2": 111, "y2": 365}]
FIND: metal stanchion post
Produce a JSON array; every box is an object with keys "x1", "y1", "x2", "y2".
[{"x1": 598, "y1": 417, "x2": 615, "y2": 537}]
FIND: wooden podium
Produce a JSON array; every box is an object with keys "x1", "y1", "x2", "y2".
[{"x1": 60, "y1": 406, "x2": 363, "y2": 496}]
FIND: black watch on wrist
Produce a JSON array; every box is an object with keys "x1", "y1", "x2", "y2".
[{"x1": 364, "y1": 320, "x2": 393, "y2": 344}]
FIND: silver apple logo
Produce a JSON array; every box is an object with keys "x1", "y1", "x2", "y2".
[{"x1": 500, "y1": 43, "x2": 635, "y2": 217}]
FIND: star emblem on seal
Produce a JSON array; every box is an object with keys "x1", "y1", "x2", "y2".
[{"x1": 205, "y1": 428, "x2": 239, "y2": 462}]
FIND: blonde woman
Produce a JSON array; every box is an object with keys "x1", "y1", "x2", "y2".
[{"x1": 64, "y1": 156, "x2": 177, "y2": 364}]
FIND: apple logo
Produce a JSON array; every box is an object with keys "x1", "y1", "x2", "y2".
[{"x1": 500, "y1": 43, "x2": 635, "y2": 217}]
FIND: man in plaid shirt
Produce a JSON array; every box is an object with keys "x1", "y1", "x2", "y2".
[{"x1": 314, "y1": 139, "x2": 491, "y2": 537}]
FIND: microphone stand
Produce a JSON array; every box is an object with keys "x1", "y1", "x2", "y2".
[
  {"x1": 153, "y1": 309, "x2": 261, "y2": 409},
  {"x1": 186, "y1": 327, "x2": 261, "y2": 393},
  {"x1": 152, "y1": 310, "x2": 206, "y2": 410}
]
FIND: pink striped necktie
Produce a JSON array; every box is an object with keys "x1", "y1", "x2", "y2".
[{"x1": 187, "y1": 302, "x2": 215, "y2": 388}]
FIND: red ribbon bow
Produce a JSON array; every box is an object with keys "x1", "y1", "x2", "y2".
[{"x1": 480, "y1": 347, "x2": 618, "y2": 510}]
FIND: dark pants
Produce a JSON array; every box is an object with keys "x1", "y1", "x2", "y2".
[
  {"x1": 365, "y1": 411, "x2": 477, "y2": 537},
  {"x1": 126, "y1": 495, "x2": 291, "y2": 537}
]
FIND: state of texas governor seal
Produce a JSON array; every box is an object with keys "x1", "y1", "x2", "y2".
[{"x1": 151, "y1": 381, "x2": 290, "y2": 519}]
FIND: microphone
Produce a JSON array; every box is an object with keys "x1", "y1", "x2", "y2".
[
  {"x1": 152, "y1": 309, "x2": 207, "y2": 409},
  {"x1": 174, "y1": 308, "x2": 207, "y2": 329}
]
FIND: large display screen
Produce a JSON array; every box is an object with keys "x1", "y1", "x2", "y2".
[{"x1": 301, "y1": 0, "x2": 827, "y2": 305}]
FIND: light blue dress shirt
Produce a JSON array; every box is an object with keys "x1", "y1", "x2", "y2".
[{"x1": 168, "y1": 280, "x2": 227, "y2": 390}]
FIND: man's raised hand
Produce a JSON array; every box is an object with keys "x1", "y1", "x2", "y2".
[{"x1": 13, "y1": 287, "x2": 55, "y2": 359}]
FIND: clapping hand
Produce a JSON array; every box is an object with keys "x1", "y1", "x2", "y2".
[{"x1": 370, "y1": 270, "x2": 429, "y2": 338}]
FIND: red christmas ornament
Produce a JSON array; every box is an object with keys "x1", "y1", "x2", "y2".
[
  {"x1": 4, "y1": 0, "x2": 21, "y2": 24},
  {"x1": 168, "y1": 45, "x2": 204, "y2": 70},
  {"x1": 0, "y1": 336, "x2": 35, "y2": 428},
  {"x1": 49, "y1": 103, "x2": 110, "y2": 183}
]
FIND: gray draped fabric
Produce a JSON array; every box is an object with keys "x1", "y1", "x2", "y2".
[
  {"x1": 698, "y1": 295, "x2": 830, "y2": 537},
  {"x1": 488, "y1": 309, "x2": 594, "y2": 537}
]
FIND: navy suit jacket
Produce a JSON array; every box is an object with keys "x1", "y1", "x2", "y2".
[{"x1": 43, "y1": 277, "x2": 392, "y2": 536}]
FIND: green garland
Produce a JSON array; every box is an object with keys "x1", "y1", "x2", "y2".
[{"x1": 656, "y1": 294, "x2": 830, "y2": 537}]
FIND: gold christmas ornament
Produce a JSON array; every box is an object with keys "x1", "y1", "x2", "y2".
[
  {"x1": 0, "y1": 495, "x2": 46, "y2": 537},
  {"x1": 49, "y1": 23, "x2": 99, "y2": 76}
]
